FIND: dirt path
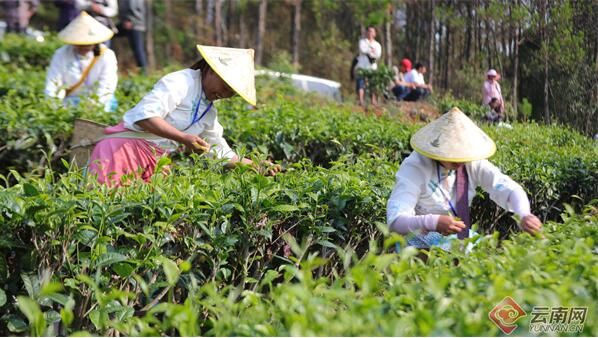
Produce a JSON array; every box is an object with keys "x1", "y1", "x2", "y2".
[{"x1": 352, "y1": 100, "x2": 441, "y2": 123}]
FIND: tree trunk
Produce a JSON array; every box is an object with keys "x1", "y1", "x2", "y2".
[
  {"x1": 511, "y1": 1, "x2": 519, "y2": 119},
  {"x1": 145, "y1": 0, "x2": 155, "y2": 70},
  {"x1": 418, "y1": 2, "x2": 423, "y2": 62},
  {"x1": 214, "y1": 0, "x2": 222, "y2": 46},
  {"x1": 239, "y1": 5, "x2": 246, "y2": 48},
  {"x1": 465, "y1": 1, "x2": 472, "y2": 61},
  {"x1": 195, "y1": 0, "x2": 202, "y2": 41},
  {"x1": 512, "y1": 24, "x2": 520, "y2": 119},
  {"x1": 444, "y1": 22, "x2": 450, "y2": 90},
  {"x1": 385, "y1": 17, "x2": 392, "y2": 66},
  {"x1": 428, "y1": 0, "x2": 435, "y2": 86},
  {"x1": 256, "y1": 0, "x2": 268, "y2": 65},
  {"x1": 164, "y1": 0, "x2": 172, "y2": 61},
  {"x1": 207, "y1": 0, "x2": 214, "y2": 24},
  {"x1": 292, "y1": 0, "x2": 301, "y2": 67},
  {"x1": 385, "y1": 4, "x2": 392, "y2": 66},
  {"x1": 540, "y1": 0, "x2": 550, "y2": 124}
]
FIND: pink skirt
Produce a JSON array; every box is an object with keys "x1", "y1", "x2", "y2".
[{"x1": 87, "y1": 122, "x2": 167, "y2": 187}]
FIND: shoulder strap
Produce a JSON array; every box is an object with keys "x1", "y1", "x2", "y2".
[{"x1": 65, "y1": 47, "x2": 106, "y2": 97}]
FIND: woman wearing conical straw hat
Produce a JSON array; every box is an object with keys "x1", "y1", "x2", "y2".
[
  {"x1": 387, "y1": 108, "x2": 542, "y2": 251},
  {"x1": 87, "y1": 45, "x2": 280, "y2": 186},
  {"x1": 44, "y1": 11, "x2": 118, "y2": 112}
]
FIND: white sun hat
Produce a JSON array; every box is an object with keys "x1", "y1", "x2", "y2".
[
  {"x1": 487, "y1": 69, "x2": 498, "y2": 77},
  {"x1": 58, "y1": 11, "x2": 114, "y2": 45},
  {"x1": 410, "y1": 107, "x2": 496, "y2": 162},
  {"x1": 196, "y1": 44, "x2": 256, "y2": 106}
]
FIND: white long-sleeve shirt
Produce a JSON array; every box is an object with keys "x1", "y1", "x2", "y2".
[
  {"x1": 386, "y1": 152, "x2": 531, "y2": 245},
  {"x1": 404, "y1": 69, "x2": 426, "y2": 85},
  {"x1": 45, "y1": 44, "x2": 118, "y2": 107},
  {"x1": 356, "y1": 38, "x2": 382, "y2": 70},
  {"x1": 122, "y1": 68, "x2": 235, "y2": 160}
]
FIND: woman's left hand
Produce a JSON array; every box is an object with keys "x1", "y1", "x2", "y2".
[
  {"x1": 520, "y1": 214, "x2": 542, "y2": 235},
  {"x1": 259, "y1": 160, "x2": 282, "y2": 176},
  {"x1": 227, "y1": 157, "x2": 281, "y2": 176}
]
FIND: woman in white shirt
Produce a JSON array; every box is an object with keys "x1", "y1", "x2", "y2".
[
  {"x1": 45, "y1": 11, "x2": 118, "y2": 112},
  {"x1": 386, "y1": 107, "x2": 542, "y2": 251},
  {"x1": 88, "y1": 45, "x2": 278, "y2": 186}
]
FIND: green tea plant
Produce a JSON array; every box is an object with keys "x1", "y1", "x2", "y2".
[
  {"x1": 0, "y1": 34, "x2": 62, "y2": 69},
  {"x1": 0, "y1": 35, "x2": 596, "y2": 337},
  {"x1": 356, "y1": 65, "x2": 394, "y2": 98}
]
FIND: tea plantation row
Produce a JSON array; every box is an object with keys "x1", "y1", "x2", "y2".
[{"x1": 0, "y1": 36, "x2": 597, "y2": 335}]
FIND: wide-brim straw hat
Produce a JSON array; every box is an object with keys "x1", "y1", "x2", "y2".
[
  {"x1": 196, "y1": 44, "x2": 256, "y2": 106},
  {"x1": 410, "y1": 107, "x2": 496, "y2": 162},
  {"x1": 58, "y1": 11, "x2": 114, "y2": 45}
]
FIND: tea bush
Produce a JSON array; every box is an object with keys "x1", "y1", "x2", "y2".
[
  {"x1": 0, "y1": 35, "x2": 596, "y2": 336},
  {"x1": 0, "y1": 34, "x2": 62, "y2": 69}
]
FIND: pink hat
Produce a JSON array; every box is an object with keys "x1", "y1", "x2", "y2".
[
  {"x1": 401, "y1": 58, "x2": 412, "y2": 71},
  {"x1": 487, "y1": 69, "x2": 498, "y2": 77}
]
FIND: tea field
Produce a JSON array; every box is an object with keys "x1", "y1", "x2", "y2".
[{"x1": 0, "y1": 35, "x2": 597, "y2": 336}]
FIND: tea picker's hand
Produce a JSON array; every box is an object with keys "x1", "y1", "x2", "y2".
[
  {"x1": 437, "y1": 215, "x2": 466, "y2": 236},
  {"x1": 180, "y1": 134, "x2": 210, "y2": 154},
  {"x1": 520, "y1": 214, "x2": 542, "y2": 235},
  {"x1": 260, "y1": 160, "x2": 282, "y2": 176}
]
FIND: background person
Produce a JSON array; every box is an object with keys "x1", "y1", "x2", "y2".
[
  {"x1": 44, "y1": 11, "x2": 118, "y2": 112},
  {"x1": 117, "y1": 0, "x2": 148, "y2": 73},
  {"x1": 354, "y1": 26, "x2": 381, "y2": 107},
  {"x1": 391, "y1": 58, "x2": 416, "y2": 101},
  {"x1": 403, "y1": 62, "x2": 432, "y2": 101},
  {"x1": 386, "y1": 107, "x2": 542, "y2": 251},
  {"x1": 483, "y1": 68, "x2": 504, "y2": 116},
  {"x1": 54, "y1": 0, "x2": 80, "y2": 31},
  {"x1": 88, "y1": 45, "x2": 280, "y2": 187},
  {"x1": 2, "y1": 0, "x2": 39, "y2": 33}
]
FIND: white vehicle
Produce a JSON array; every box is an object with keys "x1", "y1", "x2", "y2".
[{"x1": 256, "y1": 69, "x2": 342, "y2": 102}]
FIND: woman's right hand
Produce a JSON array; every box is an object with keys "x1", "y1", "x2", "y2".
[
  {"x1": 436, "y1": 215, "x2": 466, "y2": 236},
  {"x1": 180, "y1": 134, "x2": 210, "y2": 154}
]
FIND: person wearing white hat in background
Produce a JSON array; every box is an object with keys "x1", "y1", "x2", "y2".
[
  {"x1": 88, "y1": 45, "x2": 280, "y2": 187},
  {"x1": 386, "y1": 107, "x2": 542, "y2": 251},
  {"x1": 44, "y1": 11, "x2": 118, "y2": 112},
  {"x1": 483, "y1": 69, "x2": 504, "y2": 118}
]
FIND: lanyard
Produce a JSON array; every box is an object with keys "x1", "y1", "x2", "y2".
[
  {"x1": 184, "y1": 89, "x2": 213, "y2": 131},
  {"x1": 436, "y1": 162, "x2": 458, "y2": 217},
  {"x1": 75, "y1": 52, "x2": 91, "y2": 87}
]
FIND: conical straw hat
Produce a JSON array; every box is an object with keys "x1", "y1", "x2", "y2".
[
  {"x1": 410, "y1": 107, "x2": 496, "y2": 162},
  {"x1": 58, "y1": 11, "x2": 114, "y2": 45},
  {"x1": 196, "y1": 45, "x2": 256, "y2": 106}
]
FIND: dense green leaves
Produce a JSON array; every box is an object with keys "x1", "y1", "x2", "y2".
[{"x1": 0, "y1": 36, "x2": 596, "y2": 336}]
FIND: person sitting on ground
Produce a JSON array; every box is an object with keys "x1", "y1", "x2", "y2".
[
  {"x1": 386, "y1": 107, "x2": 542, "y2": 251},
  {"x1": 403, "y1": 62, "x2": 432, "y2": 101},
  {"x1": 355, "y1": 26, "x2": 382, "y2": 107},
  {"x1": 45, "y1": 11, "x2": 118, "y2": 112},
  {"x1": 391, "y1": 58, "x2": 416, "y2": 101},
  {"x1": 88, "y1": 45, "x2": 280, "y2": 187},
  {"x1": 482, "y1": 69, "x2": 504, "y2": 116}
]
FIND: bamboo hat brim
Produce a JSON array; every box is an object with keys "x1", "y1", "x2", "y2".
[
  {"x1": 58, "y1": 11, "x2": 114, "y2": 45},
  {"x1": 410, "y1": 107, "x2": 496, "y2": 162},
  {"x1": 196, "y1": 45, "x2": 256, "y2": 106}
]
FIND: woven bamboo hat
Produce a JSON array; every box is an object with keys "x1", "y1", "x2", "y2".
[
  {"x1": 196, "y1": 45, "x2": 256, "y2": 106},
  {"x1": 410, "y1": 107, "x2": 496, "y2": 162},
  {"x1": 58, "y1": 11, "x2": 114, "y2": 45}
]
